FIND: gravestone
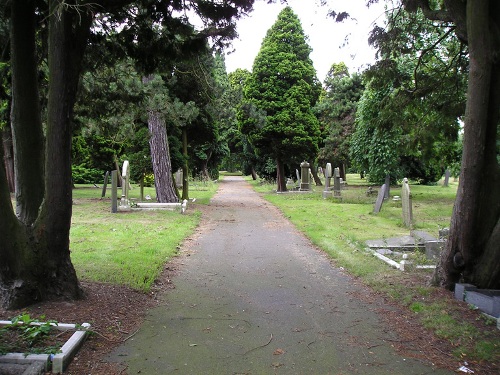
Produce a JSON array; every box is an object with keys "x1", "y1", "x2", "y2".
[
  {"x1": 322, "y1": 163, "x2": 332, "y2": 198},
  {"x1": 119, "y1": 160, "x2": 131, "y2": 211},
  {"x1": 373, "y1": 183, "x2": 386, "y2": 213},
  {"x1": 101, "y1": 171, "x2": 110, "y2": 198},
  {"x1": 296, "y1": 169, "x2": 300, "y2": 183},
  {"x1": 401, "y1": 177, "x2": 413, "y2": 227},
  {"x1": 111, "y1": 170, "x2": 118, "y2": 213},
  {"x1": 300, "y1": 161, "x2": 310, "y2": 191},
  {"x1": 384, "y1": 174, "x2": 390, "y2": 199},
  {"x1": 175, "y1": 169, "x2": 183, "y2": 188},
  {"x1": 443, "y1": 169, "x2": 451, "y2": 187},
  {"x1": 333, "y1": 167, "x2": 341, "y2": 197}
]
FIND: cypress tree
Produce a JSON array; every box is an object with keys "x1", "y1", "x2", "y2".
[{"x1": 243, "y1": 6, "x2": 321, "y2": 192}]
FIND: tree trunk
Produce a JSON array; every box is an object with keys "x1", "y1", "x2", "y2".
[
  {"x1": 1, "y1": 0, "x2": 90, "y2": 309},
  {"x1": 10, "y1": 0, "x2": 44, "y2": 225},
  {"x1": 251, "y1": 166, "x2": 257, "y2": 180},
  {"x1": 146, "y1": 105, "x2": 178, "y2": 203},
  {"x1": 182, "y1": 127, "x2": 189, "y2": 200},
  {"x1": 276, "y1": 158, "x2": 287, "y2": 192},
  {"x1": 310, "y1": 161, "x2": 322, "y2": 186},
  {"x1": 1, "y1": 126, "x2": 14, "y2": 193},
  {"x1": 431, "y1": 1, "x2": 500, "y2": 290}
]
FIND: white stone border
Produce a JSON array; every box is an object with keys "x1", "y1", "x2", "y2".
[{"x1": 0, "y1": 320, "x2": 91, "y2": 373}]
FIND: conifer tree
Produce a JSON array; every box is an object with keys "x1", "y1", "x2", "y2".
[{"x1": 243, "y1": 6, "x2": 321, "y2": 192}]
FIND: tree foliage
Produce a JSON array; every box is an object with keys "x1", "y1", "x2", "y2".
[
  {"x1": 243, "y1": 6, "x2": 321, "y2": 191},
  {"x1": 350, "y1": 4, "x2": 466, "y2": 184},
  {"x1": 315, "y1": 63, "x2": 364, "y2": 177}
]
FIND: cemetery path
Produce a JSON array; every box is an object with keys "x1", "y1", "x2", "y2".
[{"x1": 107, "y1": 176, "x2": 452, "y2": 374}]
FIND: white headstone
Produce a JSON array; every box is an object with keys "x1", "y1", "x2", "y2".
[{"x1": 401, "y1": 178, "x2": 413, "y2": 227}]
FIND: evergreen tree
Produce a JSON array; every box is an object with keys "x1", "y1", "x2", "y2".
[{"x1": 243, "y1": 6, "x2": 321, "y2": 192}]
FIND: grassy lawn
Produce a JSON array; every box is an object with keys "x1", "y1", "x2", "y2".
[
  {"x1": 249, "y1": 174, "x2": 499, "y2": 363},
  {"x1": 70, "y1": 180, "x2": 218, "y2": 291}
]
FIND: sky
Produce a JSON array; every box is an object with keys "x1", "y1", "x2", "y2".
[{"x1": 223, "y1": 0, "x2": 388, "y2": 82}]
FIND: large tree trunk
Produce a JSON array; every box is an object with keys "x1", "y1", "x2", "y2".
[
  {"x1": 1, "y1": 126, "x2": 14, "y2": 193},
  {"x1": 431, "y1": 1, "x2": 500, "y2": 290},
  {"x1": 310, "y1": 161, "x2": 322, "y2": 186},
  {"x1": 10, "y1": 0, "x2": 44, "y2": 225},
  {"x1": 276, "y1": 158, "x2": 287, "y2": 192},
  {"x1": 146, "y1": 106, "x2": 178, "y2": 203},
  {"x1": 142, "y1": 75, "x2": 178, "y2": 203},
  {"x1": 0, "y1": 0, "x2": 90, "y2": 309}
]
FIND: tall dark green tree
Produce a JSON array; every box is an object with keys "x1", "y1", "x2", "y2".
[
  {"x1": 243, "y1": 6, "x2": 321, "y2": 191},
  {"x1": 350, "y1": 5, "x2": 465, "y2": 184},
  {"x1": 315, "y1": 62, "x2": 364, "y2": 179}
]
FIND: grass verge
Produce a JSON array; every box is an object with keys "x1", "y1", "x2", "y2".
[
  {"x1": 70, "y1": 179, "x2": 218, "y2": 291},
  {"x1": 249, "y1": 174, "x2": 499, "y2": 365}
]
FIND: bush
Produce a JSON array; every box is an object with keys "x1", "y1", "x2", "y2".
[{"x1": 72, "y1": 165, "x2": 104, "y2": 184}]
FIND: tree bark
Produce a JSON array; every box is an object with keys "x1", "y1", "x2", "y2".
[
  {"x1": 146, "y1": 106, "x2": 178, "y2": 203},
  {"x1": 0, "y1": 0, "x2": 90, "y2": 309},
  {"x1": 276, "y1": 158, "x2": 287, "y2": 192},
  {"x1": 1, "y1": 126, "x2": 14, "y2": 193},
  {"x1": 10, "y1": 0, "x2": 44, "y2": 225},
  {"x1": 310, "y1": 161, "x2": 322, "y2": 186},
  {"x1": 431, "y1": 0, "x2": 500, "y2": 289}
]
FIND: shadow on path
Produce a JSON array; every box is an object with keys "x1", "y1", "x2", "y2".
[{"x1": 108, "y1": 176, "x2": 451, "y2": 374}]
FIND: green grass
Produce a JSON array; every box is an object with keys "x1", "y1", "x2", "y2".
[
  {"x1": 69, "y1": 179, "x2": 218, "y2": 291},
  {"x1": 248, "y1": 174, "x2": 499, "y2": 363}
]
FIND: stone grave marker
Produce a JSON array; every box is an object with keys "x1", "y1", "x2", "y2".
[
  {"x1": 300, "y1": 161, "x2": 310, "y2": 191},
  {"x1": 333, "y1": 167, "x2": 341, "y2": 197},
  {"x1": 101, "y1": 171, "x2": 110, "y2": 198},
  {"x1": 119, "y1": 160, "x2": 131, "y2": 211},
  {"x1": 111, "y1": 170, "x2": 118, "y2": 213},
  {"x1": 175, "y1": 169, "x2": 183, "y2": 188},
  {"x1": 322, "y1": 163, "x2": 332, "y2": 198},
  {"x1": 373, "y1": 183, "x2": 386, "y2": 213},
  {"x1": 401, "y1": 177, "x2": 413, "y2": 227}
]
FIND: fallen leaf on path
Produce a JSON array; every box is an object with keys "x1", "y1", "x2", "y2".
[{"x1": 273, "y1": 348, "x2": 285, "y2": 355}]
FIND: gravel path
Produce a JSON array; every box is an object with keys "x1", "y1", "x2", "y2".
[{"x1": 108, "y1": 176, "x2": 451, "y2": 374}]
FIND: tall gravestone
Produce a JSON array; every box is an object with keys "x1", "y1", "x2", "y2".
[
  {"x1": 101, "y1": 171, "x2": 110, "y2": 198},
  {"x1": 333, "y1": 167, "x2": 341, "y2": 197},
  {"x1": 300, "y1": 161, "x2": 310, "y2": 191},
  {"x1": 111, "y1": 170, "x2": 118, "y2": 213},
  {"x1": 401, "y1": 177, "x2": 413, "y2": 227},
  {"x1": 120, "y1": 160, "x2": 131, "y2": 210},
  {"x1": 373, "y1": 184, "x2": 386, "y2": 213},
  {"x1": 322, "y1": 163, "x2": 332, "y2": 198}
]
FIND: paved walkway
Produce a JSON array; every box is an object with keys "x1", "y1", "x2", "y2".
[{"x1": 108, "y1": 176, "x2": 450, "y2": 374}]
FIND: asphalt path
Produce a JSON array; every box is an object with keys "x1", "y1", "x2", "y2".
[{"x1": 108, "y1": 176, "x2": 451, "y2": 374}]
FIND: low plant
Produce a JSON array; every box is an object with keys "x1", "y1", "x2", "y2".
[{"x1": 0, "y1": 313, "x2": 63, "y2": 355}]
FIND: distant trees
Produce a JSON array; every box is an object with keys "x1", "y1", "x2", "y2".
[
  {"x1": 315, "y1": 62, "x2": 364, "y2": 180},
  {"x1": 242, "y1": 6, "x2": 321, "y2": 191}
]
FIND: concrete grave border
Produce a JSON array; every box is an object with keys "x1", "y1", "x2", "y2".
[{"x1": 0, "y1": 321, "x2": 91, "y2": 373}]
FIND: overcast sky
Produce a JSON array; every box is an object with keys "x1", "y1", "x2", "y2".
[{"x1": 224, "y1": 0, "x2": 388, "y2": 82}]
